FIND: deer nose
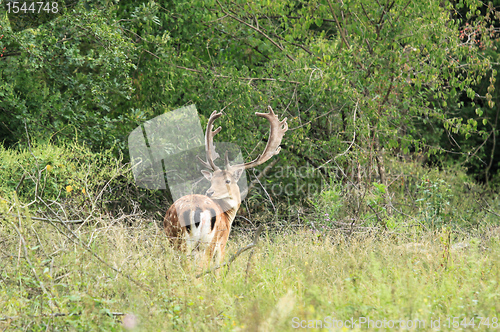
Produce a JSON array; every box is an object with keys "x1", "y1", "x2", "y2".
[{"x1": 206, "y1": 189, "x2": 214, "y2": 197}]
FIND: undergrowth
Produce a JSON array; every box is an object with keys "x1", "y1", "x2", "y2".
[
  {"x1": 1, "y1": 209, "x2": 500, "y2": 331},
  {"x1": 1, "y1": 142, "x2": 500, "y2": 331}
]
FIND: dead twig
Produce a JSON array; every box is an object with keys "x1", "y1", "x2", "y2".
[
  {"x1": 15, "y1": 174, "x2": 26, "y2": 193},
  {"x1": 0, "y1": 312, "x2": 125, "y2": 321},
  {"x1": 214, "y1": 0, "x2": 296, "y2": 61},
  {"x1": 36, "y1": 196, "x2": 149, "y2": 291},
  {"x1": 196, "y1": 225, "x2": 264, "y2": 278},
  {"x1": 479, "y1": 198, "x2": 500, "y2": 218},
  {"x1": 143, "y1": 49, "x2": 300, "y2": 84},
  {"x1": 2, "y1": 212, "x2": 143, "y2": 225}
]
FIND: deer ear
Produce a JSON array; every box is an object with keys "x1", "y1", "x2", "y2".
[
  {"x1": 232, "y1": 168, "x2": 244, "y2": 181},
  {"x1": 201, "y1": 170, "x2": 213, "y2": 181}
]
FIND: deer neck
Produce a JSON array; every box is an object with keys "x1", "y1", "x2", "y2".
[{"x1": 213, "y1": 197, "x2": 240, "y2": 224}]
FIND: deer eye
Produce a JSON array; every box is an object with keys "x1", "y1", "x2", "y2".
[{"x1": 225, "y1": 179, "x2": 231, "y2": 184}]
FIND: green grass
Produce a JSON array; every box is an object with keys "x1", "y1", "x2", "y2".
[
  {"x1": 1, "y1": 208, "x2": 500, "y2": 331},
  {"x1": 2, "y1": 142, "x2": 500, "y2": 331}
]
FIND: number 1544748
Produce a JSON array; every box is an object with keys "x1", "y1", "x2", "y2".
[{"x1": 6, "y1": 2, "x2": 59, "y2": 14}]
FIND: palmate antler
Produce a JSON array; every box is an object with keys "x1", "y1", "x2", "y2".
[
  {"x1": 198, "y1": 106, "x2": 288, "y2": 172},
  {"x1": 197, "y1": 111, "x2": 223, "y2": 171},
  {"x1": 227, "y1": 106, "x2": 288, "y2": 171}
]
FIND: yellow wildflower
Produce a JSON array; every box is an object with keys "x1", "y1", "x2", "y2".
[
  {"x1": 46, "y1": 165, "x2": 52, "y2": 171},
  {"x1": 66, "y1": 185, "x2": 73, "y2": 193}
]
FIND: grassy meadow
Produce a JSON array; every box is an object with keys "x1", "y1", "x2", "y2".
[
  {"x1": 1, "y1": 143, "x2": 500, "y2": 331},
  {"x1": 1, "y1": 215, "x2": 500, "y2": 331}
]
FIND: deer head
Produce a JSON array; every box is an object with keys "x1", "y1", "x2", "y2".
[{"x1": 197, "y1": 106, "x2": 288, "y2": 208}]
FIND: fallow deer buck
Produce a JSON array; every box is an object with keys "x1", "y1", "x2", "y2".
[{"x1": 164, "y1": 106, "x2": 288, "y2": 267}]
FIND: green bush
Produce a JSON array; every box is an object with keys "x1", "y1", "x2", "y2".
[
  {"x1": 0, "y1": 141, "x2": 121, "y2": 214},
  {"x1": 313, "y1": 159, "x2": 498, "y2": 232}
]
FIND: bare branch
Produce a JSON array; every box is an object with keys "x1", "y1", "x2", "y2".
[
  {"x1": 327, "y1": 0, "x2": 350, "y2": 48},
  {"x1": 214, "y1": 0, "x2": 296, "y2": 61},
  {"x1": 196, "y1": 224, "x2": 264, "y2": 278},
  {"x1": 144, "y1": 49, "x2": 301, "y2": 84}
]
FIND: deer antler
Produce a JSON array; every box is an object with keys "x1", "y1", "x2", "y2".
[
  {"x1": 228, "y1": 106, "x2": 288, "y2": 171},
  {"x1": 197, "y1": 111, "x2": 223, "y2": 171}
]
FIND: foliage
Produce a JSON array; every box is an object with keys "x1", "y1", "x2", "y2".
[
  {"x1": 0, "y1": 141, "x2": 108, "y2": 206},
  {"x1": 313, "y1": 157, "x2": 496, "y2": 231},
  {"x1": 1, "y1": 0, "x2": 499, "y2": 207},
  {"x1": 0, "y1": 140, "x2": 167, "y2": 219},
  {"x1": 425, "y1": 2, "x2": 500, "y2": 186},
  {"x1": 0, "y1": 1, "x2": 140, "y2": 151},
  {"x1": 416, "y1": 178, "x2": 453, "y2": 228}
]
